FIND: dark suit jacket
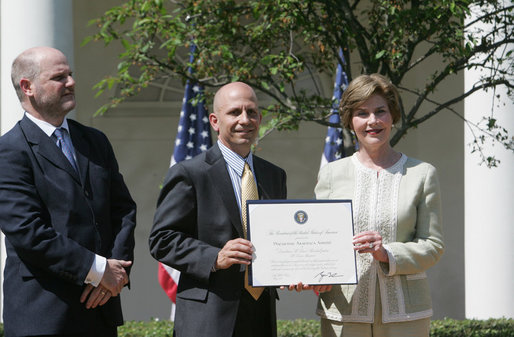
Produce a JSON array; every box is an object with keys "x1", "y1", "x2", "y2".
[
  {"x1": 0, "y1": 116, "x2": 136, "y2": 337},
  {"x1": 149, "y1": 143, "x2": 287, "y2": 337}
]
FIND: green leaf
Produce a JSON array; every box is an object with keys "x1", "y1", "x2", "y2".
[
  {"x1": 375, "y1": 50, "x2": 386, "y2": 59},
  {"x1": 121, "y1": 39, "x2": 131, "y2": 49},
  {"x1": 80, "y1": 36, "x2": 93, "y2": 47}
]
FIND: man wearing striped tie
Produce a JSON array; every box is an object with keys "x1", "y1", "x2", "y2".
[
  {"x1": 0, "y1": 46, "x2": 136, "y2": 337},
  {"x1": 150, "y1": 82, "x2": 287, "y2": 337}
]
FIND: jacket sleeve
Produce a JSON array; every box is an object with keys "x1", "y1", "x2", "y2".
[
  {"x1": 281, "y1": 168, "x2": 287, "y2": 199},
  {"x1": 102, "y1": 132, "x2": 136, "y2": 264},
  {"x1": 382, "y1": 164, "x2": 445, "y2": 275},
  {"x1": 0, "y1": 140, "x2": 94, "y2": 286},
  {"x1": 314, "y1": 165, "x2": 332, "y2": 199},
  {"x1": 149, "y1": 163, "x2": 220, "y2": 285}
]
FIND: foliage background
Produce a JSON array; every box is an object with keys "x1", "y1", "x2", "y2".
[
  {"x1": 88, "y1": 0, "x2": 513, "y2": 166},
  {"x1": 4, "y1": 318, "x2": 512, "y2": 337}
]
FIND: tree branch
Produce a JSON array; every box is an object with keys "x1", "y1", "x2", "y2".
[{"x1": 465, "y1": 4, "x2": 514, "y2": 29}]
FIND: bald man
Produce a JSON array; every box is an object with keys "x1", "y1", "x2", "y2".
[
  {"x1": 0, "y1": 46, "x2": 136, "y2": 337},
  {"x1": 150, "y1": 82, "x2": 287, "y2": 337}
]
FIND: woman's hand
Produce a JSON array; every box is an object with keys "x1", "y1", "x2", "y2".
[
  {"x1": 280, "y1": 282, "x2": 332, "y2": 293},
  {"x1": 353, "y1": 231, "x2": 389, "y2": 263}
]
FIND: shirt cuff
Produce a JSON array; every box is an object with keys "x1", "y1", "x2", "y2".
[
  {"x1": 211, "y1": 253, "x2": 220, "y2": 273},
  {"x1": 84, "y1": 255, "x2": 106, "y2": 286},
  {"x1": 382, "y1": 245, "x2": 396, "y2": 276}
]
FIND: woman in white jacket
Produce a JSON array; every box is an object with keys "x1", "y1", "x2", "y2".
[{"x1": 315, "y1": 74, "x2": 444, "y2": 337}]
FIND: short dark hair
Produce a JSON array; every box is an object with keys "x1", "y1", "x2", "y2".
[{"x1": 11, "y1": 49, "x2": 41, "y2": 102}]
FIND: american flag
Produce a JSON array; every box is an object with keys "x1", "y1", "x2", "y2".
[
  {"x1": 169, "y1": 80, "x2": 212, "y2": 166},
  {"x1": 159, "y1": 45, "x2": 212, "y2": 320},
  {"x1": 320, "y1": 49, "x2": 349, "y2": 168}
]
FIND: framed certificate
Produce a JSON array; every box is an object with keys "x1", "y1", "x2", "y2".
[{"x1": 247, "y1": 200, "x2": 358, "y2": 287}]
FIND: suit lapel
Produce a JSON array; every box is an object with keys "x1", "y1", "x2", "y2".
[
  {"x1": 253, "y1": 156, "x2": 272, "y2": 200},
  {"x1": 206, "y1": 144, "x2": 244, "y2": 238},
  {"x1": 20, "y1": 116, "x2": 81, "y2": 184},
  {"x1": 68, "y1": 121, "x2": 90, "y2": 186}
]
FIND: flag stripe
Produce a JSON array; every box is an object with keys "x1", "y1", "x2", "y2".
[{"x1": 158, "y1": 263, "x2": 179, "y2": 302}]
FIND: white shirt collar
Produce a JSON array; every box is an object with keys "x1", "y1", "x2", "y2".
[
  {"x1": 25, "y1": 112, "x2": 70, "y2": 137},
  {"x1": 217, "y1": 140, "x2": 254, "y2": 177}
]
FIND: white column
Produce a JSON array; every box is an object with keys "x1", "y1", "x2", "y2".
[
  {"x1": 0, "y1": 0, "x2": 74, "y2": 321},
  {"x1": 1, "y1": 0, "x2": 74, "y2": 134},
  {"x1": 464, "y1": 15, "x2": 514, "y2": 318}
]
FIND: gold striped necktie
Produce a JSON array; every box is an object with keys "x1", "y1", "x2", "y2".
[{"x1": 241, "y1": 162, "x2": 263, "y2": 300}]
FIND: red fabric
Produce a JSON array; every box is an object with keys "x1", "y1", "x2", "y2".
[{"x1": 158, "y1": 262, "x2": 178, "y2": 303}]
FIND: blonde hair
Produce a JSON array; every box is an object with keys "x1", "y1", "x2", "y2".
[{"x1": 340, "y1": 74, "x2": 401, "y2": 130}]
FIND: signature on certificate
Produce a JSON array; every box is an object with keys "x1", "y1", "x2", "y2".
[{"x1": 314, "y1": 271, "x2": 343, "y2": 283}]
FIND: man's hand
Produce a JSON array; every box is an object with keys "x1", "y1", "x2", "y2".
[
  {"x1": 100, "y1": 259, "x2": 132, "y2": 296},
  {"x1": 80, "y1": 284, "x2": 112, "y2": 309},
  {"x1": 280, "y1": 282, "x2": 333, "y2": 293},
  {"x1": 215, "y1": 238, "x2": 253, "y2": 270}
]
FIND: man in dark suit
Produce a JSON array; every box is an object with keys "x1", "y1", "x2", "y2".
[
  {"x1": 0, "y1": 46, "x2": 136, "y2": 337},
  {"x1": 149, "y1": 82, "x2": 286, "y2": 337}
]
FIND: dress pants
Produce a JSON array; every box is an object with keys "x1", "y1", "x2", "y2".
[
  {"x1": 29, "y1": 330, "x2": 117, "y2": 337},
  {"x1": 27, "y1": 313, "x2": 117, "y2": 337},
  {"x1": 320, "y1": 281, "x2": 430, "y2": 337},
  {"x1": 233, "y1": 289, "x2": 273, "y2": 337}
]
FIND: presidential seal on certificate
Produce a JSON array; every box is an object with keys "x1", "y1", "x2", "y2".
[{"x1": 246, "y1": 200, "x2": 358, "y2": 287}]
